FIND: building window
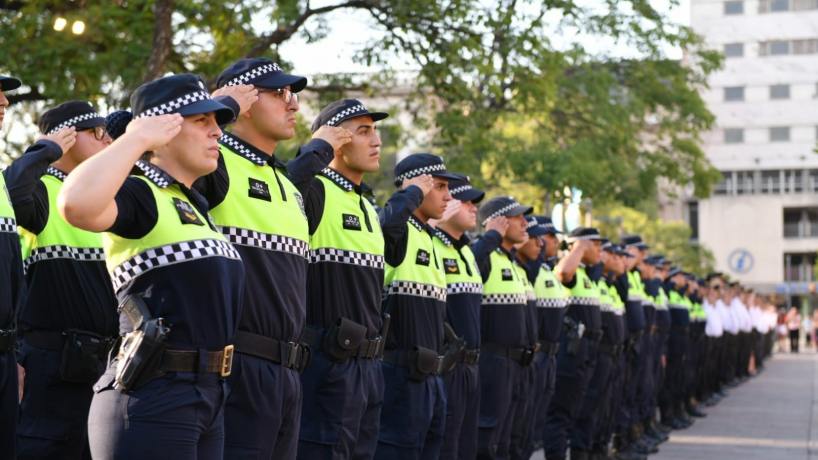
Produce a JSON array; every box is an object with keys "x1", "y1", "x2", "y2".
[
  {"x1": 760, "y1": 0, "x2": 791, "y2": 11},
  {"x1": 761, "y1": 170, "x2": 782, "y2": 194},
  {"x1": 784, "y1": 208, "x2": 818, "y2": 238},
  {"x1": 725, "y1": 1, "x2": 744, "y2": 14},
  {"x1": 724, "y1": 86, "x2": 745, "y2": 101},
  {"x1": 793, "y1": 0, "x2": 818, "y2": 10},
  {"x1": 714, "y1": 171, "x2": 733, "y2": 195},
  {"x1": 793, "y1": 39, "x2": 818, "y2": 54},
  {"x1": 736, "y1": 170, "x2": 755, "y2": 194},
  {"x1": 724, "y1": 43, "x2": 744, "y2": 57},
  {"x1": 687, "y1": 201, "x2": 699, "y2": 240},
  {"x1": 784, "y1": 252, "x2": 817, "y2": 282},
  {"x1": 770, "y1": 126, "x2": 791, "y2": 142},
  {"x1": 724, "y1": 128, "x2": 744, "y2": 143},
  {"x1": 770, "y1": 84, "x2": 791, "y2": 99}
]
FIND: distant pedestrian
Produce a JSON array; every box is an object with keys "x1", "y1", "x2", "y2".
[{"x1": 785, "y1": 307, "x2": 801, "y2": 353}]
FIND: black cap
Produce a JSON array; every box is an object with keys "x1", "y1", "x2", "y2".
[
  {"x1": 526, "y1": 216, "x2": 549, "y2": 237},
  {"x1": 644, "y1": 255, "x2": 665, "y2": 267},
  {"x1": 39, "y1": 100, "x2": 105, "y2": 135},
  {"x1": 216, "y1": 58, "x2": 307, "y2": 92},
  {"x1": 566, "y1": 226, "x2": 604, "y2": 243},
  {"x1": 0, "y1": 76, "x2": 21, "y2": 91},
  {"x1": 131, "y1": 73, "x2": 234, "y2": 125},
  {"x1": 105, "y1": 110, "x2": 133, "y2": 140},
  {"x1": 478, "y1": 196, "x2": 533, "y2": 225},
  {"x1": 667, "y1": 266, "x2": 683, "y2": 278},
  {"x1": 621, "y1": 234, "x2": 649, "y2": 250},
  {"x1": 614, "y1": 244, "x2": 634, "y2": 257},
  {"x1": 448, "y1": 173, "x2": 485, "y2": 203},
  {"x1": 394, "y1": 153, "x2": 460, "y2": 185},
  {"x1": 310, "y1": 98, "x2": 388, "y2": 132},
  {"x1": 535, "y1": 216, "x2": 561, "y2": 235}
]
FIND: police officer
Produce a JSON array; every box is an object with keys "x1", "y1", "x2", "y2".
[
  {"x1": 297, "y1": 99, "x2": 390, "y2": 459},
  {"x1": 0, "y1": 74, "x2": 27, "y2": 459},
  {"x1": 662, "y1": 267, "x2": 692, "y2": 429},
  {"x1": 5, "y1": 100, "x2": 117, "y2": 459},
  {"x1": 431, "y1": 174, "x2": 485, "y2": 460},
  {"x1": 642, "y1": 255, "x2": 673, "y2": 443},
  {"x1": 376, "y1": 153, "x2": 458, "y2": 459},
  {"x1": 59, "y1": 73, "x2": 244, "y2": 459},
  {"x1": 543, "y1": 226, "x2": 604, "y2": 460},
  {"x1": 471, "y1": 196, "x2": 532, "y2": 459},
  {"x1": 196, "y1": 58, "x2": 350, "y2": 458}
]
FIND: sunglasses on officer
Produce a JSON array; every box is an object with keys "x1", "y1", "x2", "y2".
[
  {"x1": 258, "y1": 87, "x2": 298, "y2": 105},
  {"x1": 80, "y1": 125, "x2": 108, "y2": 141}
]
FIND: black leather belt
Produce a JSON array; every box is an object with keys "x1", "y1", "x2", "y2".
[
  {"x1": 0, "y1": 328, "x2": 15, "y2": 353},
  {"x1": 538, "y1": 340, "x2": 560, "y2": 356},
  {"x1": 24, "y1": 329, "x2": 116, "y2": 351},
  {"x1": 459, "y1": 348, "x2": 480, "y2": 365},
  {"x1": 160, "y1": 345, "x2": 234, "y2": 377},
  {"x1": 302, "y1": 327, "x2": 384, "y2": 360},
  {"x1": 482, "y1": 343, "x2": 536, "y2": 367},
  {"x1": 234, "y1": 330, "x2": 310, "y2": 372},
  {"x1": 383, "y1": 349, "x2": 445, "y2": 376}
]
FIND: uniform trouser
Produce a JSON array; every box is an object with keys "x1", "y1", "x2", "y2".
[
  {"x1": 477, "y1": 352, "x2": 521, "y2": 460},
  {"x1": 707, "y1": 336, "x2": 723, "y2": 395},
  {"x1": 88, "y1": 367, "x2": 228, "y2": 459},
  {"x1": 543, "y1": 334, "x2": 597, "y2": 460},
  {"x1": 509, "y1": 357, "x2": 537, "y2": 460},
  {"x1": 525, "y1": 353, "x2": 557, "y2": 458},
  {"x1": 298, "y1": 350, "x2": 384, "y2": 460},
  {"x1": 752, "y1": 331, "x2": 764, "y2": 369},
  {"x1": 1, "y1": 350, "x2": 17, "y2": 458},
  {"x1": 17, "y1": 341, "x2": 92, "y2": 460},
  {"x1": 618, "y1": 335, "x2": 642, "y2": 432},
  {"x1": 721, "y1": 334, "x2": 737, "y2": 384},
  {"x1": 374, "y1": 362, "x2": 446, "y2": 460},
  {"x1": 440, "y1": 361, "x2": 479, "y2": 460},
  {"x1": 647, "y1": 332, "x2": 667, "y2": 421},
  {"x1": 596, "y1": 352, "x2": 625, "y2": 451},
  {"x1": 634, "y1": 332, "x2": 654, "y2": 424},
  {"x1": 662, "y1": 330, "x2": 687, "y2": 418},
  {"x1": 736, "y1": 332, "x2": 750, "y2": 378},
  {"x1": 573, "y1": 348, "x2": 615, "y2": 451},
  {"x1": 224, "y1": 353, "x2": 302, "y2": 460}
]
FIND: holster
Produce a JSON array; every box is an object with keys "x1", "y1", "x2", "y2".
[
  {"x1": 113, "y1": 295, "x2": 170, "y2": 391},
  {"x1": 59, "y1": 329, "x2": 114, "y2": 383},
  {"x1": 564, "y1": 316, "x2": 583, "y2": 356},
  {"x1": 440, "y1": 322, "x2": 466, "y2": 374},
  {"x1": 408, "y1": 346, "x2": 445, "y2": 382},
  {"x1": 0, "y1": 328, "x2": 16, "y2": 353},
  {"x1": 322, "y1": 317, "x2": 367, "y2": 362}
]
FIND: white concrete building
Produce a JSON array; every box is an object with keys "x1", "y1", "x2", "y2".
[{"x1": 683, "y1": 0, "x2": 818, "y2": 304}]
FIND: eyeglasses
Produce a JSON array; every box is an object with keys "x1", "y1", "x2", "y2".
[
  {"x1": 259, "y1": 87, "x2": 298, "y2": 105},
  {"x1": 81, "y1": 125, "x2": 108, "y2": 141}
]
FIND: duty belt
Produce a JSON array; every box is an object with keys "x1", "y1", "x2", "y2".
[
  {"x1": 482, "y1": 343, "x2": 536, "y2": 367},
  {"x1": 383, "y1": 349, "x2": 446, "y2": 376},
  {"x1": 538, "y1": 340, "x2": 560, "y2": 356},
  {"x1": 234, "y1": 330, "x2": 310, "y2": 372},
  {"x1": 458, "y1": 348, "x2": 480, "y2": 365},
  {"x1": 0, "y1": 328, "x2": 15, "y2": 353},
  {"x1": 302, "y1": 326, "x2": 385, "y2": 360},
  {"x1": 160, "y1": 345, "x2": 234, "y2": 377}
]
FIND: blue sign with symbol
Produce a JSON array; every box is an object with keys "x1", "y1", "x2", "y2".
[{"x1": 728, "y1": 249, "x2": 753, "y2": 274}]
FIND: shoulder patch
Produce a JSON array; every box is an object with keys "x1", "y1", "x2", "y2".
[
  {"x1": 247, "y1": 177, "x2": 271, "y2": 201},
  {"x1": 342, "y1": 213, "x2": 362, "y2": 231},
  {"x1": 416, "y1": 249, "x2": 431, "y2": 266},
  {"x1": 501, "y1": 268, "x2": 513, "y2": 281},
  {"x1": 443, "y1": 258, "x2": 460, "y2": 274},
  {"x1": 173, "y1": 197, "x2": 204, "y2": 226}
]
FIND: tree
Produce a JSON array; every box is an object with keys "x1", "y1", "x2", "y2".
[{"x1": 0, "y1": 0, "x2": 722, "y2": 207}]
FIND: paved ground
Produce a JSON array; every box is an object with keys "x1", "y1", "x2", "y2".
[{"x1": 530, "y1": 350, "x2": 818, "y2": 460}]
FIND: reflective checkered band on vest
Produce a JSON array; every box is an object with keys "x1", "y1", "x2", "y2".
[
  {"x1": 627, "y1": 294, "x2": 643, "y2": 302},
  {"x1": 0, "y1": 216, "x2": 16, "y2": 234},
  {"x1": 46, "y1": 166, "x2": 67, "y2": 181},
  {"x1": 536, "y1": 298, "x2": 567, "y2": 309},
  {"x1": 24, "y1": 245, "x2": 104, "y2": 273},
  {"x1": 599, "y1": 302, "x2": 615, "y2": 312},
  {"x1": 385, "y1": 281, "x2": 447, "y2": 302},
  {"x1": 447, "y1": 282, "x2": 482, "y2": 295},
  {"x1": 642, "y1": 299, "x2": 656, "y2": 308},
  {"x1": 309, "y1": 247, "x2": 384, "y2": 269},
  {"x1": 46, "y1": 112, "x2": 101, "y2": 135},
  {"x1": 567, "y1": 296, "x2": 600, "y2": 307},
  {"x1": 482, "y1": 293, "x2": 528, "y2": 305},
  {"x1": 111, "y1": 239, "x2": 241, "y2": 291},
  {"x1": 136, "y1": 91, "x2": 211, "y2": 118},
  {"x1": 220, "y1": 226, "x2": 308, "y2": 258},
  {"x1": 668, "y1": 303, "x2": 687, "y2": 310},
  {"x1": 134, "y1": 160, "x2": 172, "y2": 188},
  {"x1": 225, "y1": 63, "x2": 282, "y2": 86}
]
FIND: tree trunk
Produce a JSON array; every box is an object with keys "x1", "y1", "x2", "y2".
[{"x1": 144, "y1": 0, "x2": 174, "y2": 82}]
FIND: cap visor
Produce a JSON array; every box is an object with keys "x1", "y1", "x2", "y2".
[
  {"x1": 453, "y1": 188, "x2": 485, "y2": 204},
  {"x1": 255, "y1": 73, "x2": 307, "y2": 92},
  {"x1": 432, "y1": 171, "x2": 462, "y2": 181},
  {"x1": 178, "y1": 99, "x2": 235, "y2": 125},
  {"x1": 0, "y1": 76, "x2": 21, "y2": 91},
  {"x1": 74, "y1": 117, "x2": 106, "y2": 131},
  {"x1": 527, "y1": 227, "x2": 549, "y2": 237}
]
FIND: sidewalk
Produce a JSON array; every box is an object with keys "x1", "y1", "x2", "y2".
[{"x1": 653, "y1": 351, "x2": 818, "y2": 460}]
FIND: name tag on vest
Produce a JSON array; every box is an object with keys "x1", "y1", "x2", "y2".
[
  {"x1": 545, "y1": 280, "x2": 555, "y2": 288},
  {"x1": 416, "y1": 249, "x2": 430, "y2": 266},
  {"x1": 248, "y1": 178, "x2": 271, "y2": 201},
  {"x1": 343, "y1": 213, "x2": 362, "y2": 231},
  {"x1": 501, "y1": 268, "x2": 513, "y2": 281},
  {"x1": 583, "y1": 279, "x2": 592, "y2": 289},
  {"x1": 443, "y1": 258, "x2": 460, "y2": 274},
  {"x1": 173, "y1": 198, "x2": 204, "y2": 226}
]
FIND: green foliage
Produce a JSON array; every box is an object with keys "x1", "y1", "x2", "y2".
[{"x1": 594, "y1": 204, "x2": 715, "y2": 275}]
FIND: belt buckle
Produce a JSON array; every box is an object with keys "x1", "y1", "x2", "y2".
[
  {"x1": 434, "y1": 355, "x2": 445, "y2": 375},
  {"x1": 287, "y1": 342, "x2": 300, "y2": 369},
  {"x1": 221, "y1": 344, "x2": 235, "y2": 377},
  {"x1": 370, "y1": 337, "x2": 382, "y2": 358}
]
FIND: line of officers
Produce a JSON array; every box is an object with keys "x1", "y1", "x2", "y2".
[{"x1": 0, "y1": 59, "x2": 778, "y2": 460}]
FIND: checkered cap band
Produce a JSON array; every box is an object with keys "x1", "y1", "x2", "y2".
[
  {"x1": 135, "y1": 91, "x2": 211, "y2": 118},
  {"x1": 46, "y1": 166, "x2": 67, "y2": 181},
  {"x1": 536, "y1": 297, "x2": 567, "y2": 309},
  {"x1": 395, "y1": 163, "x2": 446, "y2": 183},
  {"x1": 481, "y1": 293, "x2": 528, "y2": 306},
  {"x1": 0, "y1": 216, "x2": 17, "y2": 234},
  {"x1": 482, "y1": 202, "x2": 521, "y2": 226},
  {"x1": 566, "y1": 234, "x2": 601, "y2": 243},
  {"x1": 134, "y1": 160, "x2": 172, "y2": 188},
  {"x1": 225, "y1": 63, "x2": 282, "y2": 87},
  {"x1": 46, "y1": 112, "x2": 102, "y2": 135},
  {"x1": 321, "y1": 168, "x2": 354, "y2": 192},
  {"x1": 385, "y1": 281, "x2": 447, "y2": 302},
  {"x1": 526, "y1": 219, "x2": 539, "y2": 229},
  {"x1": 24, "y1": 245, "x2": 105, "y2": 274},
  {"x1": 567, "y1": 296, "x2": 601, "y2": 307},
  {"x1": 309, "y1": 247, "x2": 384, "y2": 269},
  {"x1": 326, "y1": 104, "x2": 366, "y2": 127},
  {"x1": 447, "y1": 282, "x2": 483, "y2": 295},
  {"x1": 449, "y1": 184, "x2": 473, "y2": 196},
  {"x1": 110, "y1": 238, "x2": 241, "y2": 292},
  {"x1": 220, "y1": 226, "x2": 308, "y2": 258},
  {"x1": 220, "y1": 134, "x2": 265, "y2": 166}
]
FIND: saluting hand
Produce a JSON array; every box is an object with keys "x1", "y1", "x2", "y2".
[
  {"x1": 212, "y1": 84, "x2": 259, "y2": 116},
  {"x1": 40, "y1": 127, "x2": 77, "y2": 154},
  {"x1": 125, "y1": 114, "x2": 183, "y2": 151},
  {"x1": 402, "y1": 174, "x2": 434, "y2": 196},
  {"x1": 313, "y1": 125, "x2": 353, "y2": 152},
  {"x1": 484, "y1": 216, "x2": 509, "y2": 237}
]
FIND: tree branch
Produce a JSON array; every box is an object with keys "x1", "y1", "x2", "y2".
[
  {"x1": 144, "y1": 0, "x2": 174, "y2": 82},
  {"x1": 8, "y1": 88, "x2": 47, "y2": 104}
]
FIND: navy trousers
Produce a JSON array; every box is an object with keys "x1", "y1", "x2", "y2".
[
  {"x1": 440, "y1": 361, "x2": 479, "y2": 460},
  {"x1": 1, "y1": 350, "x2": 17, "y2": 458}
]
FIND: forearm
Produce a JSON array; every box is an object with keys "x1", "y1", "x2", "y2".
[{"x1": 555, "y1": 246, "x2": 583, "y2": 284}]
